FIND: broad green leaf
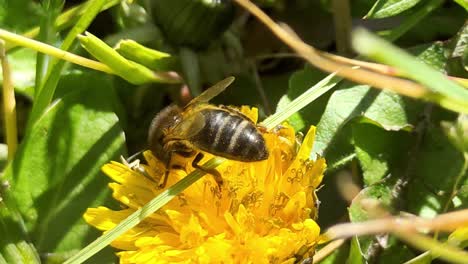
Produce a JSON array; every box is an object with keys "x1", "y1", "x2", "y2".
[
  {"x1": 454, "y1": 0, "x2": 468, "y2": 11},
  {"x1": 0, "y1": 199, "x2": 40, "y2": 263},
  {"x1": 353, "y1": 122, "x2": 412, "y2": 185},
  {"x1": 28, "y1": 0, "x2": 109, "y2": 131},
  {"x1": 406, "y1": 125, "x2": 467, "y2": 217},
  {"x1": 312, "y1": 82, "x2": 421, "y2": 167},
  {"x1": 318, "y1": 38, "x2": 456, "y2": 169},
  {"x1": 378, "y1": 237, "x2": 415, "y2": 263},
  {"x1": 410, "y1": 42, "x2": 447, "y2": 73},
  {"x1": 270, "y1": 71, "x2": 340, "y2": 131},
  {"x1": 348, "y1": 184, "x2": 415, "y2": 262},
  {"x1": 378, "y1": 0, "x2": 444, "y2": 41},
  {"x1": 0, "y1": 0, "x2": 40, "y2": 98},
  {"x1": 0, "y1": 48, "x2": 36, "y2": 98},
  {"x1": 366, "y1": 0, "x2": 421, "y2": 19},
  {"x1": 277, "y1": 65, "x2": 332, "y2": 131},
  {"x1": 347, "y1": 237, "x2": 365, "y2": 264},
  {"x1": 4, "y1": 72, "x2": 125, "y2": 263},
  {"x1": 348, "y1": 184, "x2": 393, "y2": 255},
  {"x1": 349, "y1": 184, "x2": 394, "y2": 222},
  {"x1": 446, "y1": 22, "x2": 468, "y2": 78},
  {"x1": 0, "y1": 0, "x2": 40, "y2": 31}
]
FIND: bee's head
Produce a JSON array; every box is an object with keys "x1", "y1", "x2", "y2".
[{"x1": 148, "y1": 105, "x2": 182, "y2": 164}]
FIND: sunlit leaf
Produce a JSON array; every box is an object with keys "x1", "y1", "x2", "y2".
[
  {"x1": 366, "y1": 0, "x2": 422, "y2": 19},
  {"x1": 4, "y1": 72, "x2": 125, "y2": 263},
  {"x1": 278, "y1": 66, "x2": 332, "y2": 131},
  {"x1": 312, "y1": 82, "x2": 420, "y2": 167},
  {"x1": 353, "y1": 122, "x2": 412, "y2": 185},
  {"x1": 406, "y1": 125, "x2": 467, "y2": 217},
  {"x1": 0, "y1": 0, "x2": 40, "y2": 31},
  {"x1": 0, "y1": 48, "x2": 36, "y2": 98},
  {"x1": 348, "y1": 184, "x2": 415, "y2": 262}
]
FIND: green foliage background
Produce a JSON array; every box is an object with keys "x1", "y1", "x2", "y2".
[{"x1": 0, "y1": 0, "x2": 467, "y2": 263}]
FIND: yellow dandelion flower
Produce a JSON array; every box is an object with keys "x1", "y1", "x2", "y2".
[{"x1": 84, "y1": 108, "x2": 326, "y2": 264}]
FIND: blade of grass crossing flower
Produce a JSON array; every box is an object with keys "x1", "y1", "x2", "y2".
[
  {"x1": 64, "y1": 157, "x2": 226, "y2": 264},
  {"x1": 28, "y1": 0, "x2": 108, "y2": 130},
  {"x1": 65, "y1": 73, "x2": 337, "y2": 263},
  {"x1": 352, "y1": 28, "x2": 468, "y2": 114},
  {"x1": 261, "y1": 72, "x2": 341, "y2": 130}
]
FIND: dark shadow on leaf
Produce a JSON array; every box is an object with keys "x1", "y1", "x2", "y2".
[{"x1": 33, "y1": 122, "x2": 123, "y2": 253}]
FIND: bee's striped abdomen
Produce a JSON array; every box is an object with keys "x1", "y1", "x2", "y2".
[{"x1": 191, "y1": 109, "x2": 268, "y2": 161}]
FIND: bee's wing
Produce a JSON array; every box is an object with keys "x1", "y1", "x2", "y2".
[
  {"x1": 186, "y1": 76, "x2": 235, "y2": 108},
  {"x1": 170, "y1": 110, "x2": 206, "y2": 139}
]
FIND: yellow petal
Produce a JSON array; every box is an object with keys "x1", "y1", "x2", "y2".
[
  {"x1": 102, "y1": 162, "x2": 157, "y2": 190},
  {"x1": 83, "y1": 207, "x2": 132, "y2": 231},
  {"x1": 240, "y1": 106, "x2": 259, "y2": 123},
  {"x1": 109, "y1": 182, "x2": 155, "y2": 209},
  {"x1": 86, "y1": 117, "x2": 326, "y2": 263}
]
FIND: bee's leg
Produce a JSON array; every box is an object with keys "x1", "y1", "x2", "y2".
[
  {"x1": 160, "y1": 147, "x2": 197, "y2": 188},
  {"x1": 192, "y1": 152, "x2": 224, "y2": 187},
  {"x1": 159, "y1": 151, "x2": 178, "y2": 189},
  {"x1": 159, "y1": 170, "x2": 170, "y2": 189}
]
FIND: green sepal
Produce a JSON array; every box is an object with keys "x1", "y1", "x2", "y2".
[
  {"x1": 78, "y1": 32, "x2": 179, "y2": 84},
  {"x1": 115, "y1": 39, "x2": 177, "y2": 71}
]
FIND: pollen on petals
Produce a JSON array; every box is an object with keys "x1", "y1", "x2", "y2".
[{"x1": 84, "y1": 107, "x2": 326, "y2": 263}]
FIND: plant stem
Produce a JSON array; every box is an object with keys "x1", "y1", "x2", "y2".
[
  {"x1": 0, "y1": 29, "x2": 114, "y2": 74},
  {"x1": 0, "y1": 41, "x2": 18, "y2": 161},
  {"x1": 331, "y1": 0, "x2": 352, "y2": 55}
]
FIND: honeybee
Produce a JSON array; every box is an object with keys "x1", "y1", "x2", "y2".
[{"x1": 148, "y1": 77, "x2": 269, "y2": 186}]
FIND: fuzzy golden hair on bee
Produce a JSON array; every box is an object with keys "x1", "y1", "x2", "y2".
[{"x1": 148, "y1": 77, "x2": 269, "y2": 186}]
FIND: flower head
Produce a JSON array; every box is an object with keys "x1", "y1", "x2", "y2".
[{"x1": 84, "y1": 108, "x2": 326, "y2": 264}]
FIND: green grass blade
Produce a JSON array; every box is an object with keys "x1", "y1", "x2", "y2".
[
  {"x1": 28, "y1": 0, "x2": 108, "y2": 130},
  {"x1": 261, "y1": 72, "x2": 341, "y2": 130}
]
